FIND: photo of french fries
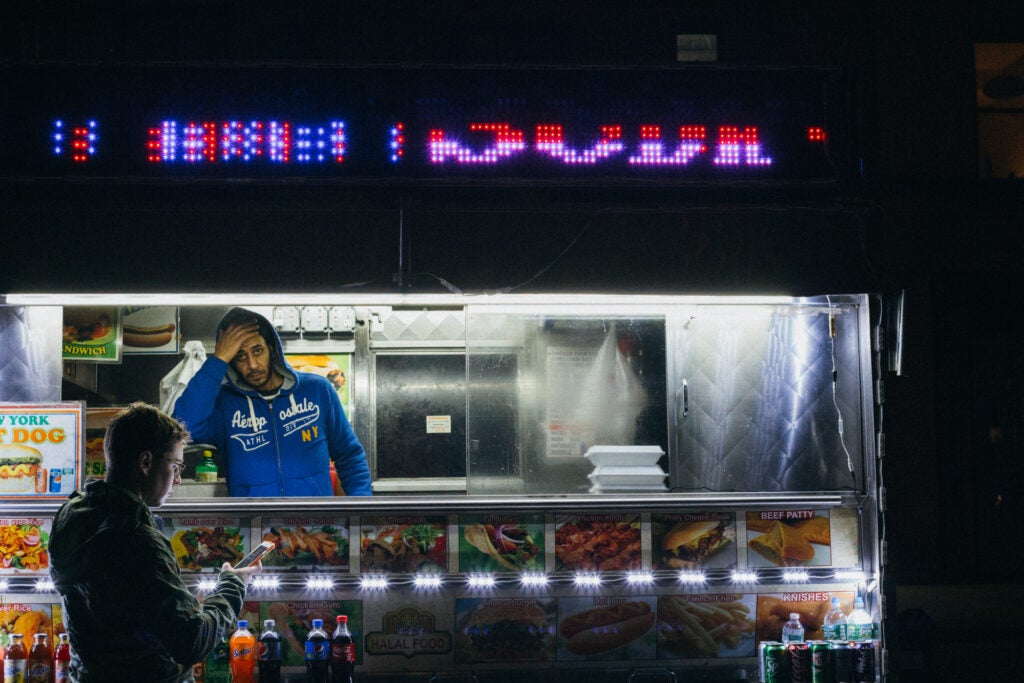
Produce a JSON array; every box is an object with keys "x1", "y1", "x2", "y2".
[{"x1": 657, "y1": 594, "x2": 755, "y2": 658}]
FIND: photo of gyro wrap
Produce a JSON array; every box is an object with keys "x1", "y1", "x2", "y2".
[{"x1": 463, "y1": 521, "x2": 541, "y2": 571}]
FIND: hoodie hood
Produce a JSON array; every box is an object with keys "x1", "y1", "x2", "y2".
[{"x1": 216, "y1": 307, "x2": 296, "y2": 394}]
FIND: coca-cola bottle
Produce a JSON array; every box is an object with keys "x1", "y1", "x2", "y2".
[{"x1": 329, "y1": 615, "x2": 355, "y2": 683}]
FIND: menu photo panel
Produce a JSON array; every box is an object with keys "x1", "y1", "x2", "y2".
[{"x1": 0, "y1": 402, "x2": 83, "y2": 499}]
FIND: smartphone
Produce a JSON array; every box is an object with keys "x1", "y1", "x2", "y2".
[{"x1": 234, "y1": 540, "x2": 275, "y2": 568}]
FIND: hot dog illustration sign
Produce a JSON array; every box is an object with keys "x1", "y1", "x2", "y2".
[
  {"x1": 0, "y1": 403, "x2": 82, "y2": 499},
  {"x1": 121, "y1": 306, "x2": 179, "y2": 354}
]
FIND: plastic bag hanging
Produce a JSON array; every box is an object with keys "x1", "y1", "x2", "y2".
[
  {"x1": 572, "y1": 324, "x2": 647, "y2": 449},
  {"x1": 159, "y1": 340, "x2": 207, "y2": 414}
]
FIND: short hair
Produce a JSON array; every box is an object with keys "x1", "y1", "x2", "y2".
[{"x1": 104, "y1": 402, "x2": 189, "y2": 477}]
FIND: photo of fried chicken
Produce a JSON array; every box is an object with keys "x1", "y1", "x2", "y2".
[{"x1": 555, "y1": 517, "x2": 641, "y2": 571}]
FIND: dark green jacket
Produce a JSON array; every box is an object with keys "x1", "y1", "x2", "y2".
[{"x1": 49, "y1": 481, "x2": 246, "y2": 682}]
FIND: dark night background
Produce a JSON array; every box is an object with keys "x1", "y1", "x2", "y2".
[{"x1": 3, "y1": 2, "x2": 1023, "y2": 680}]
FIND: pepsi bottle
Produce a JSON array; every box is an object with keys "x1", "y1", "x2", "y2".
[{"x1": 305, "y1": 618, "x2": 329, "y2": 683}]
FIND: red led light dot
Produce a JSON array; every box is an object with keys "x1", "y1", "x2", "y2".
[
  {"x1": 640, "y1": 125, "x2": 660, "y2": 140},
  {"x1": 807, "y1": 126, "x2": 826, "y2": 142}
]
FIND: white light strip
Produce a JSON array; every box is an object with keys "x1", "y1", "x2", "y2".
[
  {"x1": 520, "y1": 573, "x2": 548, "y2": 587},
  {"x1": 252, "y1": 576, "x2": 280, "y2": 590},
  {"x1": 574, "y1": 574, "x2": 602, "y2": 588},
  {"x1": 625, "y1": 572, "x2": 655, "y2": 586},
  {"x1": 306, "y1": 577, "x2": 335, "y2": 590},
  {"x1": 466, "y1": 575, "x2": 496, "y2": 589},
  {"x1": 731, "y1": 570, "x2": 759, "y2": 584},
  {"x1": 783, "y1": 570, "x2": 810, "y2": 583},
  {"x1": 0, "y1": 580, "x2": 8, "y2": 592},
  {"x1": 677, "y1": 571, "x2": 707, "y2": 585},
  {"x1": 2, "y1": 292, "x2": 795, "y2": 308},
  {"x1": 35, "y1": 579, "x2": 55, "y2": 592},
  {"x1": 197, "y1": 578, "x2": 218, "y2": 592},
  {"x1": 414, "y1": 575, "x2": 443, "y2": 589},
  {"x1": 360, "y1": 576, "x2": 389, "y2": 590},
  {"x1": 834, "y1": 570, "x2": 867, "y2": 583}
]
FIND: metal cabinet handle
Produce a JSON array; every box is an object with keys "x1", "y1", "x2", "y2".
[{"x1": 675, "y1": 378, "x2": 689, "y2": 418}]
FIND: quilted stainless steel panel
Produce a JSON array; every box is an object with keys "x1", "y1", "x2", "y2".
[
  {"x1": 369, "y1": 307, "x2": 465, "y2": 344},
  {"x1": 668, "y1": 299, "x2": 866, "y2": 492},
  {"x1": 0, "y1": 306, "x2": 62, "y2": 402}
]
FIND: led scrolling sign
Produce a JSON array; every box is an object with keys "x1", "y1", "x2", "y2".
[
  {"x1": 5, "y1": 65, "x2": 842, "y2": 183},
  {"x1": 57, "y1": 120, "x2": 805, "y2": 166}
]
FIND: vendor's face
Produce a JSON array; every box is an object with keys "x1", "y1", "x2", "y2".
[{"x1": 231, "y1": 334, "x2": 279, "y2": 391}]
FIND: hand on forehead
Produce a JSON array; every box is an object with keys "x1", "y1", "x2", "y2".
[{"x1": 240, "y1": 331, "x2": 269, "y2": 348}]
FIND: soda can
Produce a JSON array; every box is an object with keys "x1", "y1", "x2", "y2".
[
  {"x1": 809, "y1": 641, "x2": 834, "y2": 683},
  {"x1": 833, "y1": 642, "x2": 854, "y2": 683},
  {"x1": 49, "y1": 468, "x2": 62, "y2": 493},
  {"x1": 35, "y1": 467, "x2": 48, "y2": 493},
  {"x1": 789, "y1": 642, "x2": 811, "y2": 683},
  {"x1": 853, "y1": 641, "x2": 876, "y2": 682},
  {"x1": 763, "y1": 642, "x2": 789, "y2": 683}
]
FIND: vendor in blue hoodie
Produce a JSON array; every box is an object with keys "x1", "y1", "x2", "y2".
[{"x1": 173, "y1": 308, "x2": 372, "y2": 497}]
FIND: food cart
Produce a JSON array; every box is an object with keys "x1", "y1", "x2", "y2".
[{"x1": 0, "y1": 291, "x2": 884, "y2": 681}]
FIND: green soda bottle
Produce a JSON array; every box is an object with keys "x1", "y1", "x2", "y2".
[
  {"x1": 205, "y1": 635, "x2": 230, "y2": 683},
  {"x1": 195, "y1": 450, "x2": 218, "y2": 483}
]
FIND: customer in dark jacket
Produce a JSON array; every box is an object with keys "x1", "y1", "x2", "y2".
[{"x1": 49, "y1": 402, "x2": 260, "y2": 682}]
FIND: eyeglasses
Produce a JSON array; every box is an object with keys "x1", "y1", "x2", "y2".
[{"x1": 156, "y1": 453, "x2": 185, "y2": 478}]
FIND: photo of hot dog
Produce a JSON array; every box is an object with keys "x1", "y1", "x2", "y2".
[
  {"x1": 121, "y1": 306, "x2": 178, "y2": 351},
  {"x1": 123, "y1": 323, "x2": 176, "y2": 348},
  {"x1": 0, "y1": 445, "x2": 44, "y2": 494},
  {"x1": 559, "y1": 600, "x2": 655, "y2": 656}
]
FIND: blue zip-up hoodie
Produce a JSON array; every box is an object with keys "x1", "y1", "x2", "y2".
[{"x1": 172, "y1": 307, "x2": 372, "y2": 497}]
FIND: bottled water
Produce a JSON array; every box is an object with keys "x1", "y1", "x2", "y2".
[
  {"x1": 847, "y1": 596, "x2": 874, "y2": 641},
  {"x1": 821, "y1": 597, "x2": 848, "y2": 641},
  {"x1": 782, "y1": 612, "x2": 805, "y2": 642}
]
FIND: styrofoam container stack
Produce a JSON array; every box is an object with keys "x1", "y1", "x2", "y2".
[{"x1": 584, "y1": 445, "x2": 667, "y2": 493}]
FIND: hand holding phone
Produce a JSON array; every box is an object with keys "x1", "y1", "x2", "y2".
[{"x1": 234, "y1": 540, "x2": 275, "y2": 568}]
